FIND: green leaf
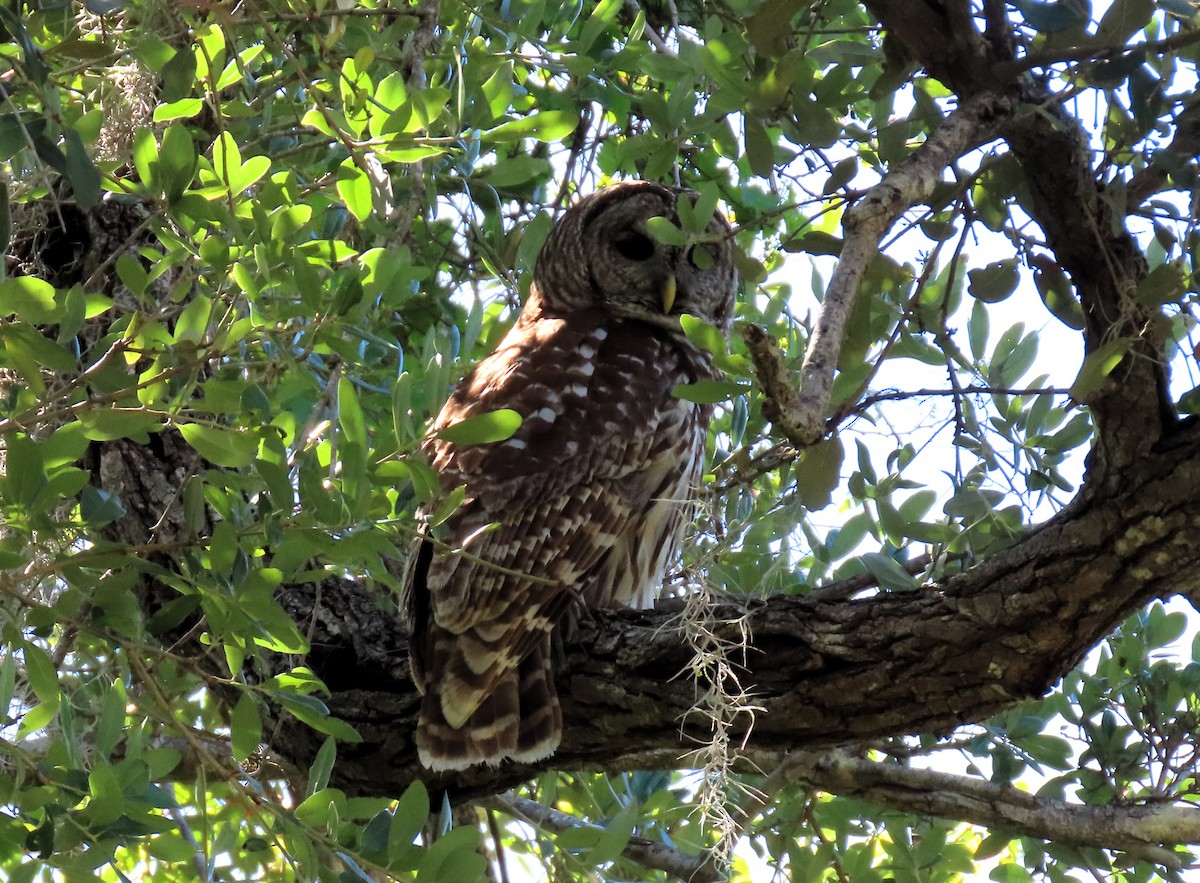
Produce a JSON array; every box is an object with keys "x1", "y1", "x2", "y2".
[
  {"x1": 178, "y1": 423, "x2": 258, "y2": 467},
  {"x1": 132, "y1": 126, "x2": 157, "y2": 190},
  {"x1": 485, "y1": 111, "x2": 578, "y2": 143},
  {"x1": 116, "y1": 253, "x2": 149, "y2": 298},
  {"x1": 671, "y1": 379, "x2": 750, "y2": 403},
  {"x1": 337, "y1": 160, "x2": 373, "y2": 223},
  {"x1": 1012, "y1": 0, "x2": 1089, "y2": 33},
  {"x1": 794, "y1": 436, "x2": 844, "y2": 510},
  {"x1": 361, "y1": 810, "x2": 392, "y2": 856},
  {"x1": 158, "y1": 123, "x2": 198, "y2": 201},
  {"x1": 308, "y1": 737, "x2": 337, "y2": 797},
  {"x1": 79, "y1": 486, "x2": 127, "y2": 525},
  {"x1": 968, "y1": 299, "x2": 990, "y2": 361},
  {"x1": 0, "y1": 277, "x2": 58, "y2": 322},
  {"x1": 694, "y1": 183, "x2": 722, "y2": 230},
  {"x1": 990, "y1": 862, "x2": 1034, "y2": 883},
  {"x1": 4, "y1": 324, "x2": 76, "y2": 374},
  {"x1": 420, "y1": 825, "x2": 485, "y2": 881},
  {"x1": 4, "y1": 435, "x2": 46, "y2": 508},
  {"x1": 389, "y1": 458, "x2": 441, "y2": 504},
  {"x1": 295, "y1": 787, "x2": 348, "y2": 828},
  {"x1": 338, "y1": 376, "x2": 367, "y2": 446},
  {"x1": 208, "y1": 520, "x2": 238, "y2": 578},
  {"x1": 230, "y1": 692, "x2": 262, "y2": 761},
  {"x1": 232, "y1": 155, "x2": 270, "y2": 195},
  {"x1": 554, "y1": 825, "x2": 603, "y2": 850},
  {"x1": 279, "y1": 694, "x2": 363, "y2": 742},
  {"x1": 823, "y1": 156, "x2": 857, "y2": 195},
  {"x1": 1134, "y1": 262, "x2": 1185, "y2": 306},
  {"x1": 1032, "y1": 257, "x2": 1084, "y2": 329},
  {"x1": 211, "y1": 131, "x2": 241, "y2": 183},
  {"x1": 967, "y1": 259, "x2": 1019, "y2": 303},
  {"x1": 212, "y1": 132, "x2": 272, "y2": 196},
  {"x1": 744, "y1": 116, "x2": 775, "y2": 178},
  {"x1": 782, "y1": 230, "x2": 842, "y2": 255},
  {"x1": 679, "y1": 314, "x2": 727, "y2": 356},
  {"x1": 174, "y1": 294, "x2": 212, "y2": 344},
  {"x1": 429, "y1": 484, "x2": 467, "y2": 527},
  {"x1": 991, "y1": 329, "x2": 1038, "y2": 387},
  {"x1": 6, "y1": 865, "x2": 38, "y2": 883},
  {"x1": 437, "y1": 409, "x2": 522, "y2": 444},
  {"x1": 389, "y1": 780, "x2": 430, "y2": 862},
  {"x1": 160, "y1": 44, "x2": 197, "y2": 102},
  {"x1": 95, "y1": 680, "x2": 127, "y2": 758},
  {"x1": 78, "y1": 408, "x2": 160, "y2": 442},
  {"x1": 1095, "y1": 0, "x2": 1154, "y2": 44},
  {"x1": 0, "y1": 182, "x2": 9, "y2": 256},
  {"x1": 23, "y1": 643, "x2": 59, "y2": 705},
  {"x1": 87, "y1": 763, "x2": 125, "y2": 826},
  {"x1": 17, "y1": 701, "x2": 57, "y2": 738},
  {"x1": 153, "y1": 98, "x2": 204, "y2": 121},
  {"x1": 645, "y1": 215, "x2": 687, "y2": 246},
  {"x1": 64, "y1": 130, "x2": 101, "y2": 209},
  {"x1": 860, "y1": 552, "x2": 918, "y2": 591},
  {"x1": 586, "y1": 803, "x2": 637, "y2": 865},
  {"x1": 480, "y1": 155, "x2": 553, "y2": 188},
  {"x1": 1069, "y1": 339, "x2": 1131, "y2": 402},
  {"x1": 1146, "y1": 605, "x2": 1187, "y2": 647}
]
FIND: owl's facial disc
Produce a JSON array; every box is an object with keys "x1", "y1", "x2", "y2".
[
  {"x1": 531, "y1": 181, "x2": 735, "y2": 332},
  {"x1": 599, "y1": 212, "x2": 730, "y2": 330}
]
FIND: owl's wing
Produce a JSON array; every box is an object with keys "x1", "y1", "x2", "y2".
[{"x1": 407, "y1": 308, "x2": 709, "y2": 729}]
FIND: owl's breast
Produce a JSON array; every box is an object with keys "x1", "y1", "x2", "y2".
[{"x1": 426, "y1": 310, "x2": 713, "y2": 509}]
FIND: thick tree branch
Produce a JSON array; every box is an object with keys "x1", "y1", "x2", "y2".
[{"x1": 240, "y1": 419, "x2": 1200, "y2": 804}]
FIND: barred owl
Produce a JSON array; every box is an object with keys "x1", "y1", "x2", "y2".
[{"x1": 404, "y1": 181, "x2": 736, "y2": 770}]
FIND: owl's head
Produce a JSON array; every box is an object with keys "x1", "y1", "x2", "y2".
[{"x1": 531, "y1": 181, "x2": 736, "y2": 334}]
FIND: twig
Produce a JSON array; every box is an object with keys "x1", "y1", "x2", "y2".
[
  {"x1": 994, "y1": 28, "x2": 1200, "y2": 79},
  {"x1": 168, "y1": 805, "x2": 212, "y2": 882},
  {"x1": 851, "y1": 383, "x2": 1072, "y2": 413},
  {"x1": 483, "y1": 792, "x2": 723, "y2": 883}
]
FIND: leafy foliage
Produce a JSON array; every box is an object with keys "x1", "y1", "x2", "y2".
[{"x1": 0, "y1": 0, "x2": 1197, "y2": 880}]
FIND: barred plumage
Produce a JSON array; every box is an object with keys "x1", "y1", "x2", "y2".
[{"x1": 403, "y1": 182, "x2": 736, "y2": 770}]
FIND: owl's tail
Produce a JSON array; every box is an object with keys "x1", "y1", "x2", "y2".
[{"x1": 415, "y1": 636, "x2": 562, "y2": 771}]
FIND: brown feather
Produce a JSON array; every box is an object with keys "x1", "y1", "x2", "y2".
[{"x1": 404, "y1": 182, "x2": 735, "y2": 770}]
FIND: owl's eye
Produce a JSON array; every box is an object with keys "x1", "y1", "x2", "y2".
[{"x1": 612, "y1": 232, "x2": 656, "y2": 261}]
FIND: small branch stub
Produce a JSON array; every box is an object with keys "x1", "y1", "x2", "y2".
[{"x1": 742, "y1": 323, "x2": 821, "y2": 445}]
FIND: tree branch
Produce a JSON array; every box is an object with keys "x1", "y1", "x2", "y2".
[
  {"x1": 864, "y1": 0, "x2": 1173, "y2": 477},
  {"x1": 240, "y1": 418, "x2": 1200, "y2": 804},
  {"x1": 757, "y1": 92, "x2": 1015, "y2": 446},
  {"x1": 772, "y1": 750, "x2": 1193, "y2": 869}
]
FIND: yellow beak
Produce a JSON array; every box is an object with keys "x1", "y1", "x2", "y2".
[{"x1": 661, "y1": 274, "x2": 677, "y2": 314}]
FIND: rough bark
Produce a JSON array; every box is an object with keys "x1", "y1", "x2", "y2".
[{"x1": 97, "y1": 415, "x2": 1190, "y2": 802}]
